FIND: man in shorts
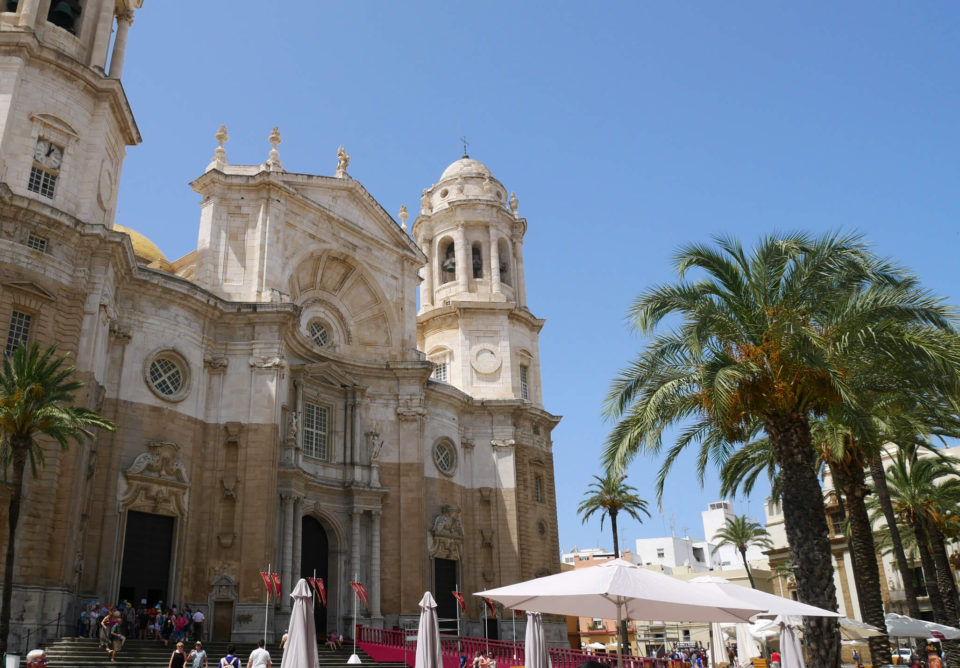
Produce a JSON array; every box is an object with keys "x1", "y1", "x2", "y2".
[
  {"x1": 246, "y1": 639, "x2": 272, "y2": 668},
  {"x1": 189, "y1": 640, "x2": 209, "y2": 668}
]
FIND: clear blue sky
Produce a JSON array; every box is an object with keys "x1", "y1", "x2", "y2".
[{"x1": 117, "y1": 2, "x2": 960, "y2": 553}]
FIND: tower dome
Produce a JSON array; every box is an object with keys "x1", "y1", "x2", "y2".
[
  {"x1": 114, "y1": 224, "x2": 167, "y2": 264},
  {"x1": 425, "y1": 156, "x2": 508, "y2": 213}
]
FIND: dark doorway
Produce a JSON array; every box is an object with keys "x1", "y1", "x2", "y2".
[
  {"x1": 433, "y1": 558, "x2": 459, "y2": 634},
  {"x1": 213, "y1": 601, "x2": 233, "y2": 641},
  {"x1": 118, "y1": 511, "x2": 175, "y2": 607},
  {"x1": 301, "y1": 516, "x2": 329, "y2": 636}
]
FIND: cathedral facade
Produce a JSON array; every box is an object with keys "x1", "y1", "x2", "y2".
[{"x1": 0, "y1": 0, "x2": 561, "y2": 645}]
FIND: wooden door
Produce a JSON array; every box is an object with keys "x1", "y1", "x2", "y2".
[{"x1": 213, "y1": 601, "x2": 233, "y2": 642}]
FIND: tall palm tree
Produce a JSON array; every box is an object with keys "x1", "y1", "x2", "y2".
[
  {"x1": 712, "y1": 515, "x2": 772, "y2": 588},
  {"x1": 0, "y1": 343, "x2": 115, "y2": 655},
  {"x1": 883, "y1": 450, "x2": 960, "y2": 666},
  {"x1": 577, "y1": 472, "x2": 651, "y2": 559},
  {"x1": 603, "y1": 232, "x2": 960, "y2": 666}
]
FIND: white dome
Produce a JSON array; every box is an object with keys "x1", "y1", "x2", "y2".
[{"x1": 439, "y1": 157, "x2": 492, "y2": 181}]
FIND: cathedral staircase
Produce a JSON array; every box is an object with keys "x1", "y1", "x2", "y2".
[{"x1": 38, "y1": 637, "x2": 408, "y2": 668}]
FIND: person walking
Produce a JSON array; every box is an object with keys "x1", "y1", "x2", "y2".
[
  {"x1": 192, "y1": 608, "x2": 206, "y2": 641},
  {"x1": 188, "y1": 641, "x2": 209, "y2": 668},
  {"x1": 106, "y1": 610, "x2": 125, "y2": 662},
  {"x1": 220, "y1": 644, "x2": 241, "y2": 668},
  {"x1": 246, "y1": 639, "x2": 272, "y2": 668},
  {"x1": 168, "y1": 641, "x2": 188, "y2": 668}
]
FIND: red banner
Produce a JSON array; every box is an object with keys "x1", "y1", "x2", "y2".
[
  {"x1": 452, "y1": 591, "x2": 466, "y2": 613},
  {"x1": 481, "y1": 597, "x2": 497, "y2": 618},
  {"x1": 271, "y1": 573, "x2": 282, "y2": 599},
  {"x1": 260, "y1": 572, "x2": 275, "y2": 599},
  {"x1": 308, "y1": 577, "x2": 327, "y2": 606},
  {"x1": 350, "y1": 581, "x2": 369, "y2": 606}
]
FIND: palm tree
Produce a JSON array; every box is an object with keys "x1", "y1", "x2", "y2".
[
  {"x1": 0, "y1": 343, "x2": 115, "y2": 655},
  {"x1": 712, "y1": 515, "x2": 772, "y2": 588},
  {"x1": 577, "y1": 472, "x2": 650, "y2": 559},
  {"x1": 603, "y1": 232, "x2": 960, "y2": 666}
]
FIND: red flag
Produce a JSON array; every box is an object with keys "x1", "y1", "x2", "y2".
[
  {"x1": 350, "y1": 581, "x2": 369, "y2": 606},
  {"x1": 316, "y1": 578, "x2": 327, "y2": 606},
  {"x1": 452, "y1": 591, "x2": 466, "y2": 613},
  {"x1": 260, "y1": 572, "x2": 275, "y2": 599},
  {"x1": 271, "y1": 573, "x2": 282, "y2": 598},
  {"x1": 481, "y1": 597, "x2": 497, "y2": 618}
]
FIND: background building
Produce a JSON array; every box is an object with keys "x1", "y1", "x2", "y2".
[{"x1": 0, "y1": 0, "x2": 561, "y2": 647}]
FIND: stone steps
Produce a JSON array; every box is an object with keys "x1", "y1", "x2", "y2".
[{"x1": 39, "y1": 637, "x2": 409, "y2": 668}]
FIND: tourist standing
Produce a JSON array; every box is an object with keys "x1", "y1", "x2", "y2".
[
  {"x1": 220, "y1": 644, "x2": 241, "y2": 668},
  {"x1": 192, "y1": 608, "x2": 206, "y2": 641},
  {"x1": 770, "y1": 649, "x2": 781, "y2": 668},
  {"x1": 189, "y1": 641, "x2": 208, "y2": 668},
  {"x1": 169, "y1": 641, "x2": 188, "y2": 668},
  {"x1": 246, "y1": 639, "x2": 272, "y2": 668}
]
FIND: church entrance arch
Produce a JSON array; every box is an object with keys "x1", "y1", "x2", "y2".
[
  {"x1": 301, "y1": 516, "x2": 330, "y2": 635},
  {"x1": 118, "y1": 511, "x2": 175, "y2": 606}
]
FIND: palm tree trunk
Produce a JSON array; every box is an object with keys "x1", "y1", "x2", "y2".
[
  {"x1": 610, "y1": 511, "x2": 620, "y2": 559},
  {"x1": 869, "y1": 454, "x2": 922, "y2": 617},
  {"x1": 740, "y1": 547, "x2": 755, "y2": 588},
  {"x1": 913, "y1": 517, "x2": 946, "y2": 619},
  {"x1": 926, "y1": 518, "x2": 960, "y2": 622},
  {"x1": 766, "y1": 414, "x2": 841, "y2": 667},
  {"x1": 836, "y1": 466, "x2": 891, "y2": 665},
  {"x1": 609, "y1": 511, "x2": 629, "y2": 655},
  {"x1": 0, "y1": 450, "x2": 27, "y2": 656}
]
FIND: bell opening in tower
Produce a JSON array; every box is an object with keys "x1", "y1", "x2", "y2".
[
  {"x1": 440, "y1": 239, "x2": 456, "y2": 284},
  {"x1": 47, "y1": 0, "x2": 82, "y2": 34},
  {"x1": 472, "y1": 244, "x2": 483, "y2": 279}
]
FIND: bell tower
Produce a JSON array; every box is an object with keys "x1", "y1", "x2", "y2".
[
  {"x1": 413, "y1": 155, "x2": 545, "y2": 404},
  {"x1": 0, "y1": 0, "x2": 141, "y2": 226}
]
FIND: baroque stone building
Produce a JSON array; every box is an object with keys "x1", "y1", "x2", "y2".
[{"x1": 0, "y1": 0, "x2": 561, "y2": 645}]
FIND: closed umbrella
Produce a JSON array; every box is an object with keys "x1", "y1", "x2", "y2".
[
  {"x1": 709, "y1": 623, "x2": 727, "y2": 666},
  {"x1": 735, "y1": 623, "x2": 762, "y2": 668},
  {"x1": 280, "y1": 578, "x2": 320, "y2": 668},
  {"x1": 415, "y1": 592, "x2": 443, "y2": 668},
  {"x1": 776, "y1": 616, "x2": 805, "y2": 668},
  {"x1": 524, "y1": 612, "x2": 549, "y2": 668}
]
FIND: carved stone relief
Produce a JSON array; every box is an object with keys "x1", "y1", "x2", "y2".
[
  {"x1": 118, "y1": 440, "x2": 189, "y2": 516},
  {"x1": 429, "y1": 505, "x2": 465, "y2": 561}
]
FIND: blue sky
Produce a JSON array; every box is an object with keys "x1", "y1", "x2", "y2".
[{"x1": 117, "y1": 2, "x2": 960, "y2": 553}]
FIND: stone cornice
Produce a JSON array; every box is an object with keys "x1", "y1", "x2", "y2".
[
  {"x1": 417, "y1": 300, "x2": 545, "y2": 332},
  {"x1": 0, "y1": 32, "x2": 140, "y2": 145}
]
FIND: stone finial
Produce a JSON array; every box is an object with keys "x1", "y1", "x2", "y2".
[
  {"x1": 398, "y1": 204, "x2": 409, "y2": 232},
  {"x1": 205, "y1": 125, "x2": 229, "y2": 172},
  {"x1": 266, "y1": 127, "x2": 283, "y2": 172},
  {"x1": 509, "y1": 191, "x2": 519, "y2": 218},
  {"x1": 336, "y1": 145, "x2": 350, "y2": 178}
]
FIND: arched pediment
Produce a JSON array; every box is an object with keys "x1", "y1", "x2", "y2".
[{"x1": 118, "y1": 441, "x2": 189, "y2": 516}]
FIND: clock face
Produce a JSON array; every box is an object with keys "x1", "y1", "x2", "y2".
[{"x1": 34, "y1": 139, "x2": 63, "y2": 170}]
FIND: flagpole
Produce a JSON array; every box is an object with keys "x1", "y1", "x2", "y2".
[
  {"x1": 264, "y1": 563, "x2": 271, "y2": 644},
  {"x1": 347, "y1": 573, "x2": 361, "y2": 664},
  {"x1": 455, "y1": 585, "x2": 461, "y2": 653}
]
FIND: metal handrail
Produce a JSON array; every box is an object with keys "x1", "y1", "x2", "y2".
[{"x1": 20, "y1": 612, "x2": 62, "y2": 653}]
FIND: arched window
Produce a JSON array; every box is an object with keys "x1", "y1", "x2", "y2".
[
  {"x1": 439, "y1": 238, "x2": 456, "y2": 284},
  {"x1": 47, "y1": 0, "x2": 82, "y2": 34},
  {"x1": 498, "y1": 238, "x2": 512, "y2": 286},
  {"x1": 471, "y1": 243, "x2": 483, "y2": 279}
]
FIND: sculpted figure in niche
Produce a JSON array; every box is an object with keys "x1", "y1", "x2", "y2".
[{"x1": 430, "y1": 504, "x2": 465, "y2": 560}]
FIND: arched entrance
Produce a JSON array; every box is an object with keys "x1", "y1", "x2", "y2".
[{"x1": 301, "y1": 516, "x2": 329, "y2": 636}]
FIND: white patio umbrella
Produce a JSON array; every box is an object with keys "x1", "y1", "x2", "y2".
[
  {"x1": 585, "y1": 642, "x2": 605, "y2": 650},
  {"x1": 688, "y1": 576, "x2": 841, "y2": 618},
  {"x1": 709, "y1": 623, "x2": 727, "y2": 666},
  {"x1": 776, "y1": 615, "x2": 805, "y2": 668},
  {"x1": 415, "y1": 592, "x2": 443, "y2": 668},
  {"x1": 280, "y1": 578, "x2": 320, "y2": 668},
  {"x1": 735, "y1": 622, "x2": 762, "y2": 667},
  {"x1": 839, "y1": 617, "x2": 883, "y2": 641},
  {"x1": 477, "y1": 559, "x2": 763, "y2": 668},
  {"x1": 524, "y1": 611, "x2": 549, "y2": 668},
  {"x1": 885, "y1": 613, "x2": 960, "y2": 640}
]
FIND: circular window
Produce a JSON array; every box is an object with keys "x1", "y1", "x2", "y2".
[
  {"x1": 433, "y1": 440, "x2": 457, "y2": 475},
  {"x1": 440, "y1": 188, "x2": 449, "y2": 198},
  {"x1": 144, "y1": 350, "x2": 190, "y2": 402},
  {"x1": 309, "y1": 321, "x2": 329, "y2": 347}
]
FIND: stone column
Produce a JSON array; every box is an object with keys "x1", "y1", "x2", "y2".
[
  {"x1": 281, "y1": 493, "x2": 295, "y2": 610},
  {"x1": 455, "y1": 224, "x2": 468, "y2": 292},
  {"x1": 371, "y1": 509, "x2": 382, "y2": 618},
  {"x1": 16, "y1": 0, "x2": 39, "y2": 28},
  {"x1": 514, "y1": 238, "x2": 526, "y2": 307},
  {"x1": 108, "y1": 11, "x2": 134, "y2": 79},
  {"x1": 292, "y1": 497, "x2": 303, "y2": 590},
  {"x1": 89, "y1": 1, "x2": 115, "y2": 70},
  {"x1": 421, "y1": 237, "x2": 434, "y2": 310},
  {"x1": 489, "y1": 229, "x2": 501, "y2": 295},
  {"x1": 350, "y1": 509, "x2": 361, "y2": 583}
]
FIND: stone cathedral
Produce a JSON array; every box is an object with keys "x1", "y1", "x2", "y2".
[{"x1": 0, "y1": 0, "x2": 561, "y2": 647}]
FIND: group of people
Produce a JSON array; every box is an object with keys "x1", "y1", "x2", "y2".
[
  {"x1": 469, "y1": 650, "x2": 497, "y2": 668},
  {"x1": 166, "y1": 639, "x2": 272, "y2": 668},
  {"x1": 75, "y1": 600, "x2": 207, "y2": 662}
]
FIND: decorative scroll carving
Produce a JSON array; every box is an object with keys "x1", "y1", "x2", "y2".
[
  {"x1": 249, "y1": 355, "x2": 285, "y2": 368},
  {"x1": 109, "y1": 321, "x2": 132, "y2": 343},
  {"x1": 204, "y1": 354, "x2": 228, "y2": 370},
  {"x1": 480, "y1": 528, "x2": 494, "y2": 547},
  {"x1": 224, "y1": 422, "x2": 242, "y2": 444},
  {"x1": 118, "y1": 441, "x2": 189, "y2": 516},
  {"x1": 429, "y1": 504, "x2": 465, "y2": 560}
]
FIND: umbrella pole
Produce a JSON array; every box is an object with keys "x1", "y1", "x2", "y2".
[
  {"x1": 512, "y1": 611, "x2": 516, "y2": 660},
  {"x1": 616, "y1": 599, "x2": 623, "y2": 668}
]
